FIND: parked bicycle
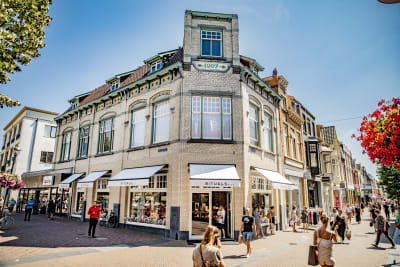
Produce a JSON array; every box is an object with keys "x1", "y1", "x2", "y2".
[{"x1": 0, "y1": 208, "x2": 15, "y2": 230}]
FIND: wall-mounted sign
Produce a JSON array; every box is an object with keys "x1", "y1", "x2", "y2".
[
  {"x1": 321, "y1": 177, "x2": 330, "y2": 182},
  {"x1": 43, "y1": 175, "x2": 54, "y2": 186},
  {"x1": 77, "y1": 183, "x2": 93, "y2": 189},
  {"x1": 58, "y1": 183, "x2": 70, "y2": 189},
  {"x1": 191, "y1": 179, "x2": 240, "y2": 188},
  {"x1": 193, "y1": 61, "x2": 231, "y2": 72}
]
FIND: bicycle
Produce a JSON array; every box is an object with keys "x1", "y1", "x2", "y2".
[{"x1": 0, "y1": 209, "x2": 15, "y2": 230}]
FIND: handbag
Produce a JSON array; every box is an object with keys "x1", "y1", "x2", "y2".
[
  {"x1": 370, "y1": 221, "x2": 373, "y2": 227},
  {"x1": 289, "y1": 220, "x2": 294, "y2": 226},
  {"x1": 238, "y1": 233, "x2": 243, "y2": 244},
  {"x1": 308, "y1": 245, "x2": 319, "y2": 266},
  {"x1": 346, "y1": 227, "x2": 352, "y2": 240}
]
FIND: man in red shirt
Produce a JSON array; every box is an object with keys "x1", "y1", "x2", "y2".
[{"x1": 88, "y1": 201, "x2": 100, "y2": 238}]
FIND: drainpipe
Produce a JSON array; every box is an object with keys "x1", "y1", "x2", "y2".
[{"x1": 26, "y1": 119, "x2": 38, "y2": 172}]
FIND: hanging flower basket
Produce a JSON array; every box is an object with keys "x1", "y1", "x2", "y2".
[{"x1": 0, "y1": 172, "x2": 23, "y2": 190}]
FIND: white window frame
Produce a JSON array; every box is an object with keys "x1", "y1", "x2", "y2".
[
  {"x1": 200, "y1": 30, "x2": 222, "y2": 57},
  {"x1": 249, "y1": 104, "x2": 260, "y2": 146},
  {"x1": 98, "y1": 118, "x2": 114, "y2": 154},
  {"x1": 283, "y1": 124, "x2": 288, "y2": 156},
  {"x1": 153, "y1": 101, "x2": 170, "y2": 144},
  {"x1": 263, "y1": 111, "x2": 273, "y2": 152},
  {"x1": 78, "y1": 126, "x2": 90, "y2": 158},
  {"x1": 60, "y1": 131, "x2": 72, "y2": 161},
  {"x1": 130, "y1": 108, "x2": 146, "y2": 148}
]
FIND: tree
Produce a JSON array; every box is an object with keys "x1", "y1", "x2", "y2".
[
  {"x1": 377, "y1": 165, "x2": 400, "y2": 201},
  {"x1": 353, "y1": 98, "x2": 400, "y2": 171},
  {"x1": 0, "y1": 0, "x2": 52, "y2": 108}
]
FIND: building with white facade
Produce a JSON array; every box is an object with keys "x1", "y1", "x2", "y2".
[{"x1": 0, "y1": 107, "x2": 58, "y2": 199}]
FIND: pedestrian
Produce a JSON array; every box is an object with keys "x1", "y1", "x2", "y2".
[
  {"x1": 314, "y1": 214, "x2": 338, "y2": 267},
  {"x1": 88, "y1": 201, "x2": 100, "y2": 238},
  {"x1": 370, "y1": 205, "x2": 377, "y2": 232},
  {"x1": 268, "y1": 206, "x2": 276, "y2": 235},
  {"x1": 8, "y1": 198, "x2": 16, "y2": 213},
  {"x1": 384, "y1": 202, "x2": 390, "y2": 220},
  {"x1": 24, "y1": 198, "x2": 34, "y2": 221},
  {"x1": 355, "y1": 205, "x2": 361, "y2": 224},
  {"x1": 333, "y1": 209, "x2": 346, "y2": 243},
  {"x1": 0, "y1": 196, "x2": 3, "y2": 214},
  {"x1": 393, "y1": 207, "x2": 400, "y2": 244},
  {"x1": 240, "y1": 207, "x2": 257, "y2": 258},
  {"x1": 361, "y1": 202, "x2": 365, "y2": 214},
  {"x1": 301, "y1": 206, "x2": 309, "y2": 232},
  {"x1": 216, "y1": 205, "x2": 225, "y2": 239},
  {"x1": 391, "y1": 202, "x2": 395, "y2": 217},
  {"x1": 346, "y1": 205, "x2": 352, "y2": 224},
  {"x1": 291, "y1": 205, "x2": 298, "y2": 232},
  {"x1": 330, "y1": 208, "x2": 337, "y2": 229},
  {"x1": 253, "y1": 206, "x2": 264, "y2": 238},
  {"x1": 192, "y1": 225, "x2": 225, "y2": 267},
  {"x1": 372, "y1": 209, "x2": 395, "y2": 248},
  {"x1": 16, "y1": 198, "x2": 21, "y2": 213},
  {"x1": 47, "y1": 198, "x2": 56, "y2": 220}
]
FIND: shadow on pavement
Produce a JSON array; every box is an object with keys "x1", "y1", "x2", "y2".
[
  {"x1": 0, "y1": 213, "x2": 189, "y2": 249},
  {"x1": 224, "y1": 255, "x2": 246, "y2": 259}
]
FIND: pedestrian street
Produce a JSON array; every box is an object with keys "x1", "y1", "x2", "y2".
[{"x1": 0, "y1": 212, "x2": 398, "y2": 266}]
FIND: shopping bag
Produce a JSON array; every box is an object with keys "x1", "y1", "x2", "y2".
[
  {"x1": 308, "y1": 245, "x2": 319, "y2": 266},
  {"x1": 238, "y1": 233, "x2": 243, "y2": 245},
  {"x1": 369, "y1": 221, "x2": 373, "y2": 227},
  {"x1": 289, "y1": 220, "x2": 293, "y2": 226},
  {"x1": 346, "y1": 228, "x2": 352, "y2": 240}
]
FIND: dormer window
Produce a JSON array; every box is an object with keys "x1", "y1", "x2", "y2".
[
  {"x1": 110, "y1": 80, "x2": 119, "y2": 91},
  {"x1": 201, "y1": 30, "x2": 222, "y2": 57},
  {"x1": 150, "y1": 60, "x2": 162, "y2": 73}
]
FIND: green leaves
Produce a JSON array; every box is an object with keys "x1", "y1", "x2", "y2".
[
  {"x1": 377, "y1": 164, "x2": 400, "y2": 201},
  {"x1": 0, "y1": 0, "x2": 52, "y2": 107}
]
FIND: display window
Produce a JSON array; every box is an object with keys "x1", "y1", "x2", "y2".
[
  {"x1": 128, "y1": 192, "x2": 166, "y2": 226},
  {"x1": 97, "y1": 192, "x2": 109, "y2": 212},
  {"x1": 74, "y1": 191, "x2": 85, "y2": 214}
]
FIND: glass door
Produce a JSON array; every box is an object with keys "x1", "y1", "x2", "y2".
[
  {"x1": 191, "y1": 193, "x2": 210, "y2": 236},
  {"x1": 212, "y1": 191, "x2": 232, "y2": 239}
]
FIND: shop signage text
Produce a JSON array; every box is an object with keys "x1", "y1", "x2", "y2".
[
  {"x1": 321, "y1": 177, "x2": 330, "y2": 182},
  {"x1": 191, "y1": 179, "x2": 240, "y2": 188},
  {"x1": 77, "y1": 183, "x2": 93, "y2": 188},
  {"x1": 43, "y1": 175, "x2": 54, "y2": 186},
  {"x1": 58, "y1": 183, "x2": 70, "y2": 189}
]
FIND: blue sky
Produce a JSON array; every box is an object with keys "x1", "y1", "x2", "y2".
[{"x1": 1, "y1": 0, "x2": 399, "y2": 176}]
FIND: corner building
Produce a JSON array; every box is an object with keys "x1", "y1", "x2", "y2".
[{"x1": 27, "y1": 10, "x2": 296, "y2": 240}]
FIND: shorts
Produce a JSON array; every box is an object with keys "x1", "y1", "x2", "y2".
[
  {"x1": 216, "y1": 223, "x2": 224, "y2": 230},
  {"x1": 255, "y1": 222, "x2": 262, "y2": 232},
  {"x1": 242, "y1": 232, "x2": 253, "y2": 241}
]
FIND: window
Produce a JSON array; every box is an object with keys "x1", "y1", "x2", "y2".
[
  {"x1": 249, "y1": 104, "x2": 259, "y2": 146},
  {"x1": 75, "y1": 192, "x2": 85, "y2": 213},
  {"x1": 150, "y1": 60, "x2": 162, "y2": 73},
  {"x1": 324, "y1": 155, "x2": 332, "y2": 173},
  {"x1": 130, "y1": 109, "x2": 146, "y2": 148},
  {"x1": 201, "y1": 30, "x2": 222, "y2": 57},
  {"x1": 290, "y1": 130, "x2": 296, "y2": 160},
  {"x1": 60, "y1": 131, "x2": 72, "y2": 161},
  {"x1": 98, "y1": 118, "x2": 114, "y2": 153},
  {"x1": 312, "y1": 122, "x2": 315, "y2": 137},
  {"x1": 129, "y1": 192, "x2": 166, "y2": 225},
  {"x1": 283, "y1": 125, "x2": 288, "y2": 156},
  {"x1": 191, "y1": 96, "x2": 232, "y2": 140},
  {"x1": 77, "y1": 126, "x2": 90, "y2": 157},
  {"x1": 96, "y1": 178, "x2": 108, "y2": 189},
  {"x1": 297, "y1": 133, "x2": 302, "y2": 161},
  {"x1": 263, "y1": 112, "x2": 273, "y2": 152},
  {"x1": 44, "y1": 125, "x2": 57, "y2": 138},
  {"x1": 110, "y1": 80, "x2": 119, "y2": 91},
  {"x1": 302, "y1": 114, "x2": 307, "y2": 133},
  {"x1": 40, "y1": 151, "x2": 53, "y2": 164},
  {"x1": 153, "y1": 101, "x2": 170, "y2": 143},
  {"x1": 307, "y1": 119, "x2": 311, "y2": 136}
]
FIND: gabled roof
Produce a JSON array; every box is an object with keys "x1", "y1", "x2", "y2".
[{"x1": 240, "y1": 55, "x2": 264, "y2": 72}]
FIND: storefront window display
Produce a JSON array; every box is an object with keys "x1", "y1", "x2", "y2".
[
  {"x1": 74, "y1": 191, "x2": 85, "y2": 214},
  {"x1": 97, "y1": 192, "x2": 109, "y2": 212},
  {"x1": 128, "y1": 192, "x2": 166, "y2": 226}
]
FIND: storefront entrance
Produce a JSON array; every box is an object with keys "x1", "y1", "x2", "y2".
[{"x1": 191, "y1": 191, "x2": 232, "y2": 239}]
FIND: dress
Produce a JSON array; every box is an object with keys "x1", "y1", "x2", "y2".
[
  {"x1": 316, "y1": 227, "x2": 335, "y2": 266},
  {"x1": 334, "y1": 215, "x2": 346, "y2": 241},
  {"x1": 355, "y1": 207, "x2": 361, "y2": 222}
]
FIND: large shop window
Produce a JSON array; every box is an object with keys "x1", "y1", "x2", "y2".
[
  {"x1": 263, "y1": 112, "x2": 273, "y2": 152},
  {"x1": 60, "y1": 131, "x2": 72, "y2": 161},
  {"x1": 75, "y1": 192, "x2": 85, "y2": 214},
  {"x1": 97, "y1": 192, "x2": 109, "y2": 212},
  {"x1": 78, "y1": 126, "x2": 90, "y2": 157},
  {"x1": 191, "y1": 96, "x2": 232, "y2": 140},
  {"x1": 153, "y1": 101, "x2": 170, "y2": 144},
  {"x1": 249, "y1": 104, "x2": 259, "y2": 146},
  {"x1": 128, "y1": 192, "x2": 167, "y2": 226},
  {"x1": 98, "y1": 118, "x2": 114, "y2": 153},
  {"x1": 130, "y1": 108, "x2": 146, "y2": 148},
  {"x1": 201, "y1": 30, "x2": 222, "y2": 57}
]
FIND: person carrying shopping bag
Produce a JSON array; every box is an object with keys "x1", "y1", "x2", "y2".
[{"x1": 313, "y1": 214, "x2": 338, "y2": 267}]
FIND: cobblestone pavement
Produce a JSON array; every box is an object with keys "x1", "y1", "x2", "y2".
[{"x1": 0, "y1": 212, "x2": 399, "y2": 267}]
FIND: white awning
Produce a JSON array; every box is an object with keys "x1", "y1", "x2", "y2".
[
  {"x1": 59, "y1": 173, "x2": 85, "y2": 189},
  {"x1": 77, "y1": 171, "x2": 109, "y2": 188},
  {"x1": 321, "y1": 146, "x2": 333, "y2": 152},
  {"x1": 254, "y1": 168, "x2": 296, "y2": 190},
  {"x1": 190, "y1": 164, "x2": 240, "y2": 188},
  {"x1": 108, "y1": 165, "x2": 166, "y2": 187}
]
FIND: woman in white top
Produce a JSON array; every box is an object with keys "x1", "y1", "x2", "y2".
[
  {"x1": 330, "y1": 208, "x2": 338, "y2": 229},
  {"x1": 314, "y1": 214, "x2": 338, "y2": 267},
  {"x1": 291, "y1": 205, "x2": 298, "y2": 232}
]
